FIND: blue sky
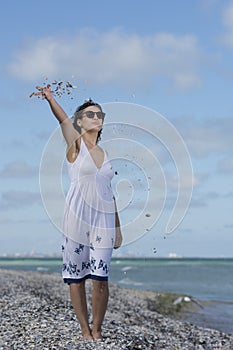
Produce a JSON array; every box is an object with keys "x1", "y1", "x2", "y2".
[{"x1": 0, "y1": 0, "x2": 233, "y2": 257}]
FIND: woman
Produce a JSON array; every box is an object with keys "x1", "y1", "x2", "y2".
[{"x1": 35, "y1": 85, "x2": 123, "y2": 341}]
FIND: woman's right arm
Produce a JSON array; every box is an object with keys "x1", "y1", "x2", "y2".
[{"x1": 35, "y1": 85, "x2": 80, "y2": 147}]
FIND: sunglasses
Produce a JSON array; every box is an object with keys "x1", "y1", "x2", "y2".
[{"x1": 83, "y1": 111, "x2": 105, "y2": 120}]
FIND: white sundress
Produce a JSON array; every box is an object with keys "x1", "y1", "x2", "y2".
[{"x1": 62, "y1": 137, "x2": 116, "y2": 283}]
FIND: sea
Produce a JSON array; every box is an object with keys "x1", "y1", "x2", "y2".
[{"x1": 1, "y1": 257, "x2": 233, "y2": 335}]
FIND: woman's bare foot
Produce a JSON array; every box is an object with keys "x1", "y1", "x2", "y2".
[
  {"x1": 82, "y1": 331, "x2": 94, "y2": 341},
  {"x1": 92, "y1": 330, "x2": 103, "y2": 340}
]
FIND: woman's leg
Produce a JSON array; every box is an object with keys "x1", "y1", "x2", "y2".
[
  {"x1": 91, "y1": 280, "x2": 109, "y2": 339},
  {"x1": 69, "y1": 281, "x2": 93, "y2": 340}
]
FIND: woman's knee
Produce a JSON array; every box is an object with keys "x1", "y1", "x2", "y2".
[
  {"x1": 70, "y1": 280, "x2": 85, "y2": 292},
  {"x1": 92, "y1": 280, "x2": 108, "y2": 293}
]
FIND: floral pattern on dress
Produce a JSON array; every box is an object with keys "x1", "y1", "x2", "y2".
[
  {"x1": 62, "y1": 235, "x2": 112, "y2": 280},
  {"x1": 74, "y1": 244, "x2": 84, "y2": 254},
  {"x1": 62, "y1": 262, "x2": 81, "y2": 276}
]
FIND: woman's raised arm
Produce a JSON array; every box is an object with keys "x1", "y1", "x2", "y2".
[{"x1": 35, "y1": 85, "x2": 80, "y2": 147}]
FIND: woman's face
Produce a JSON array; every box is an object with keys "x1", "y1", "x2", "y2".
[{"x1": 77, "y1": 106, "x2": 104, "y2": 133}]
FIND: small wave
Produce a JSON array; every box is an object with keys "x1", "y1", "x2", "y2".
[
  {"x1": 36, "y1": 267, "x2": 49, "y2": 272},
  {"x1": 121, "y1": 266, "x2": 135, "y2": 272},
  {"x1": 118, "y1": 277, "x2": 143, "y2": 286}
]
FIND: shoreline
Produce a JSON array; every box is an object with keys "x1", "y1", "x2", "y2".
[{"x1": 1, "y1": 269, "x2": 233, "y2": 349}]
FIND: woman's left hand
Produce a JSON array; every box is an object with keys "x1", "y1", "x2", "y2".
[{"x1": 114, "y1": 226, "x2": 123, "y2": 249}]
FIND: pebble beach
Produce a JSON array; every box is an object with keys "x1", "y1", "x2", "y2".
[{"x1": 1, "y1": 269, "x2": 233, "y2": 350}]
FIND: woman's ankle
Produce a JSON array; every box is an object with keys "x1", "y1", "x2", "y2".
[
  {"x1": 81, "y1": 326, "x2": 93, "y2": 340},
  {"x1": 91, "y1": 328, "x2": 103, "y2": 340}
]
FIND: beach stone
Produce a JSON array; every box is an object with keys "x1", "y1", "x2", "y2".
[{"x1": 0, "y1": 269, "x2": 233, "y2": 350}]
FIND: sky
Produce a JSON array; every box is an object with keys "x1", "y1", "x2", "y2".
[{"x1": 0, "y1": 0, "x2": 233, "y2": 258}]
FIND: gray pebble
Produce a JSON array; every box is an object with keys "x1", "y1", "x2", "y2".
[{"x1": 0, "y1": 269, "x2": 233, "y2": 350}]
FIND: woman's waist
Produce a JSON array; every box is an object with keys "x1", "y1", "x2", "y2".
[{"x1": 69, "y1": 175, "x2": 112, "y2": 185}]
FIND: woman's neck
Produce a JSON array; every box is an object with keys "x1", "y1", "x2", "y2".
[{"x1": 81, "y1": 131, "x2": 98, "y2": 146}]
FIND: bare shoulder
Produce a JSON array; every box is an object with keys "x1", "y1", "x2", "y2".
[{"x1": 60, "y1": 118, "x2": 81, "y2": 148}]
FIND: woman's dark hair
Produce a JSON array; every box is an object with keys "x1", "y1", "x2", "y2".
[{"x1": 73, "y1": 98, "x2": 103, "y2": 143}]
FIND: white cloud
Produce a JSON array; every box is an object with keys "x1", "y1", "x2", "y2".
[
  {"x1": 0, "y1": 190, "x2": 40, "y2": 211},
  {"x1": 189, "y1": 190, "x2": 228, "y2": 208},
  {"x1": 167, "y1": 173, "x2": 205, "y2": 191},
  {"x1": 0, "y1": 160, "x2": 38, "y2": 178},
  {"x1": 8, "y1": 29, "x2": 201, "y2": 90},
  {"x1": 224, "y1": 223, "x2": 233, "y2": 229},
  {"x1": 173, "y1": 116, "x2": 233, "y2": 157},
  {"x1": 217, "y1": 156, "x2": 233, "y2": 174},
  {"x1": 220, "y1": 3, "x2": 233, "y2": 47},
  {"x1": 222, "y1": 3, "x2": 233, "y2": 29},
  {"x1": 200, "y1": 0, "x2": 220, "y2": 10},
  {"x1": 199, "y1": 0, "x2": 222, "y2": 15},
  {"x1": 0, "y1": 140, "x2": 27, "y2": 150}
]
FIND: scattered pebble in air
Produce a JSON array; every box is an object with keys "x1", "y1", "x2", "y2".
[
  {"x1": 115, "y1": 171, "x2": 118, "y2": 175},
  {"x1": 29, "y1": 79, "x2": 77, "y2": 99},
  {"x1": 145, "y1": 213, "x2": 151, "y2": 217},
  {"x1": 153, "y1": 248, "x2": 157, "y2": 254}
]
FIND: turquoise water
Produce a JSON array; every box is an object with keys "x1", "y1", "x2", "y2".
[
  {"x1": 1, "y1": 257, "x2": 233, "y2": 334},
  {"x1": 1, "y1": 257, "x2": 232, "y2": 302},
  {"x1": 111, "y1": 258, "x2": 233, "y2": 302}
]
